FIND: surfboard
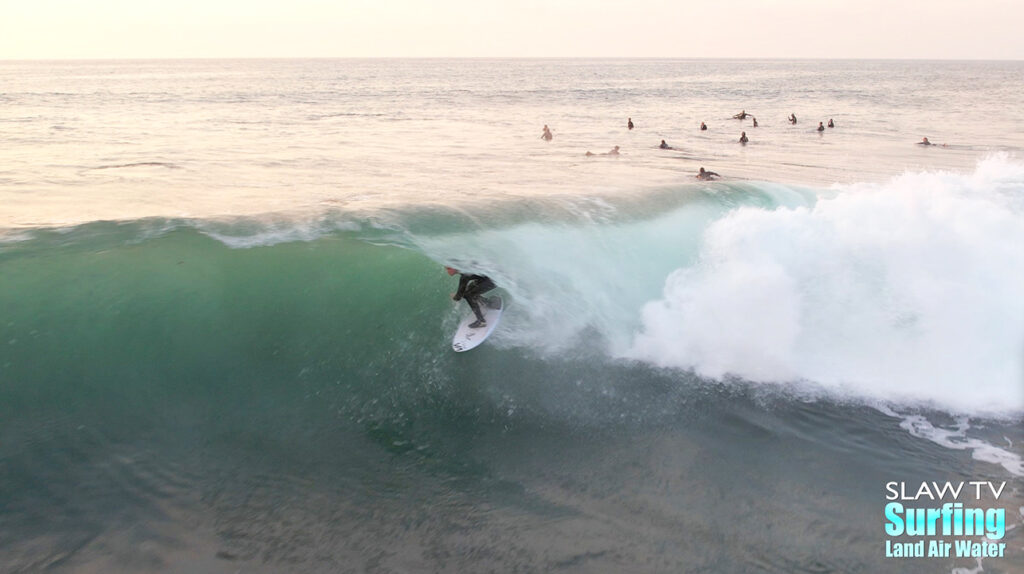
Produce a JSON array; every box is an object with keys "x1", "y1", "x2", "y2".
[{"x1": 452, "y1": 296, "x2": 503, "y2": 352}]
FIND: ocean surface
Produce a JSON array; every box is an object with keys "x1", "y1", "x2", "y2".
[{"x1": 1, "y1": 59, "x2": 1023, "y2": 573}]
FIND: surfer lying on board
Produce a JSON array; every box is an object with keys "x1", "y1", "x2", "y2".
[
  {"x1": 585, "y1": 146, "x2": 620, "y2": 156},
  {"x1": 447, "y1": 267, "x2": 498, "y2": 328},
  {"x1": 696, "y1": 167, "x2": 720, "y2": 180}
]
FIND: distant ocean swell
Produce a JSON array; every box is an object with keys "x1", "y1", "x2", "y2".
[{"x1": 2, "y1": 156, "x2": 1022, "y2": 425}]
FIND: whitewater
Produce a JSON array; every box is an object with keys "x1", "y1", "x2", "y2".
[{"x1": 1, "y1": 59, "x2": 1023, "y2": 573}]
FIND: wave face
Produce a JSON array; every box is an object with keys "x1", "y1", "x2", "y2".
[
  {"x1": 2, "y1": 157, "x2": 1023, "y2": 418},
  {"x1": 0, "y1": 223, "x2": 445, "y2": 426}
]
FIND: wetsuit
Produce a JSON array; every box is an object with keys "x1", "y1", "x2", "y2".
[{"x1": 454, "y1": 273, "x2": 497, "y2": 323}]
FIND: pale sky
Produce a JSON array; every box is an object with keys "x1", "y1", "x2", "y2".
[{"x1": 2, "y1": 0, "x2": 1022, "y2": 60}]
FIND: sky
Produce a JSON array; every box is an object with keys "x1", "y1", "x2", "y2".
[{"x1": 2, "y1": 0, "x2": 1022, "y2": 60}]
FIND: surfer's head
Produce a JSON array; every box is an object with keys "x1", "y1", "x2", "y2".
[{"x1": 445, "y1": 266, "x2": 458, "y2": 276}]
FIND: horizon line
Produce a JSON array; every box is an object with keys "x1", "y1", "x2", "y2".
[{"x1": 2, "y1": 56, "x2": 1023, "y2": 63}]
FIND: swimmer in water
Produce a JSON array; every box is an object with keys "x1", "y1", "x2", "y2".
[
  {"x1": 739, "y1": 131, "x2": 748, "y2": 144},
  {"x1": 918, "y1": 137, "x2": 933, "y2": 146},
  {"x1": 752, "y1": 117, "x2": 758, "y2": 128},
  {"x1": 697, "y1": 167, "x2": 720, "y2": 180},
  {"x1": 700, "y1": 122, "x2": 708, "y2": 131},
  {"x1": 586, "y1": 145, "x2": 620, "y2": 156},
  {"x1": 659, "y1": 139, "x2": 672, "y2": 149},
  {"x1": 828, "y1": 118, "x2": 834, "y2": 128},
  {"x1": 541, "y1": 125, "x2": 553, "y2": 141},
  {"x1": 817, "y1": 122, "x2": 825, "y2": 132},
  {"x1": 789, "y1": 113, "x2": 797, "y2": 124},
  {"x1": 733, "y1": 110, "x2": 750, "y2": 120},
  {"x1": 627, "y1": 118, "x2": 634, "y2": 130}
]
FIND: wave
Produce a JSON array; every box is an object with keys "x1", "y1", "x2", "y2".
[
  {"x1": 2, "y1": 156, "x2": 1022, "y2": 418},
  {"x1": 88, "y1": 161, "x2": 182, "y2": 171}
]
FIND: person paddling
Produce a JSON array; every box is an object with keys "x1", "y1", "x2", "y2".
[{"x1": 697, "y1": 167, "x2": 720, "y2": 180}]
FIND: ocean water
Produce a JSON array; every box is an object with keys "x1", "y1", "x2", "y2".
[{"x1": 1, "y1": 59, "x2": 1023, "y2": 573}]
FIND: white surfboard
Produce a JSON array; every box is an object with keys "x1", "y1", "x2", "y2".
[{"x1": 452, "y1": 296, "x2": 503, "y2": 352}]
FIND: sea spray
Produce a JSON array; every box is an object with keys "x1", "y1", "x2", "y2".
[{"x1": 627, "y1": 156, "x2": 1024, "y2": 413}]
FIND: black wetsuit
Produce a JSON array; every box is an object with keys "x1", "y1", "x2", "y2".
[{"x1": 454, "y1": 273, "x2": 496, "y2": 322}]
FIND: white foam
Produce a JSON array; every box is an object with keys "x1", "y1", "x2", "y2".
[
  {"x1": 951, "y1": 558, "x2": 984, "y2": 574},
  {"x1": 0, "y1": 230, "x2": 36, "y2": 244},
  {"x1": 627, "y1": 156, "x2": 1024, "y2": 414},
  {"x1": 197, "y1": 217, "x2": 360, "y2": 249},
  {"x1": 895, "y1": 413, "x2": 1023, "y2": 477}
]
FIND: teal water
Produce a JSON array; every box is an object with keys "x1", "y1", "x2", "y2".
[
  {"x1": 2, "y1": 59, "x2": 1024, "y2": 573},
  {"x1": 3, "y1": 187, "x2": 1023, "y2": 572}
]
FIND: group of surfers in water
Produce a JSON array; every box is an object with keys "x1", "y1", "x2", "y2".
[
  {"x1": 545, "y1": 112, "x2": 836, "y2": 180},
  {"x1": 542, "y1": 112, "x2": 940, "y2": 180}
]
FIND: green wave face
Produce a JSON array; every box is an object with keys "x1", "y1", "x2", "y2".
[{"x1": 1, "y1": 228, "x2": 440, "y2": 428}]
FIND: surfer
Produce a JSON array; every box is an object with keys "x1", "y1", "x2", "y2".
[
  {"x1": 733, "y1": 110, "x2": 749, "y2": 120},
  {"x1": 586, "y1": 146, "x2": 620, "y2": 156},
  {"x1": 752, "y1": 117, "x2": 758, "y2": 127},
  {"x1": 700, "y1": 122, "x2": 707, "y2": 131},
  {"x1": 696, "y1": 167, "x2": 720, "y2": 180},
  {"x1": 739, "y1": 131, "x2": 748, "y2": 144},
  {"x1": 918, "y1": 137, "x2": 933, "y2": 146},
  {"x1": 817, "y1": 122, "x2": 825, "y2": 132},
  {"x1": 828, "y1": 118, "x2": 835, "y2": 128},
  {"x1": 541, "y1": 125, "x2": 553, "y2": 141},
  {"x1": 628, "y1": 118, "x2": 634, "y2": 130},
  {"x1": 446, "y1": 267, "x2": 498, "y2": 329},
  {"x1": 789, "y1": 113, "x2": 797, "y2": 124},
  {"x1": 659, "y1": 139, "x2": 672, "y2": 149}
]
